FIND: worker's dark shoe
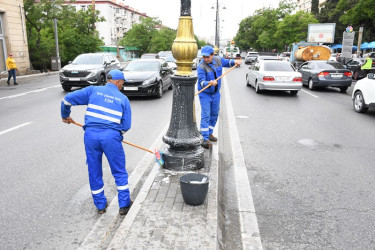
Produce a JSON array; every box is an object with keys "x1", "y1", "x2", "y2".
[
  {"x1": 97, "y1": 202, "x2": 108, "y2": 214},
  {"x1": 209, "y1": 134, "x2": 218, "y2": 142},
  {"x1": 7, "y1": 81, "x2": 10, "y2": 85},
  {"x1": 119, "y1": 201, "x2": 133, "y2": 215},
  {"x1": 201, "y1": 140, "x2": 212, "y2": 149},
  {"x1": 14, "y1": 82, "x2": 19, "y2": 85}
]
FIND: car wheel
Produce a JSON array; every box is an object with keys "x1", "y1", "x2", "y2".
[
  {"x1": 308, "y1": 78, "x2": 315, "y2": 90},
  {"x1": 340, "y1": 86, "x2": 348, "y2": 92},
  {"x1": 353, "y1": 91, "x2": 368, "y2": 113},
  {"x1": 99, "y1": 74, "x2": 106, "y2": 85},
  {"x1": 255, "y1": 80, "x2": 261, "y2": 94},
  {"x1": 168, "y1": 83, "x2": 173, "y2": 90},
  {"x1": 156, "y1": 81, "x2": 163, "y2": 98},
  {"x1": 246, "y1": 74, "x2": 250, "y2": 87},
  {"x1": 290, "y1": 90, "x2": 298, "y2": 96},
  {"x1": 62, "y1": 85, "x2": 72, "y2": 91}
]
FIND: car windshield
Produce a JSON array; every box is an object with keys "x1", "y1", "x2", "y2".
[
  {"x1": 264, "y1": 62, "x2": 294, "y2": 71},
  {"x1": 125, "y1": 61, "x2": 160, "y2": 71},
  {"x1": 315, "y1": 61, "x2": 345, "y2": 69},
  {"x1": 165, "y1": 55, "x2": 176, "y2": 62},
  {"x1": 72, "y1": 54, "x2": 103, "y2": 65}
]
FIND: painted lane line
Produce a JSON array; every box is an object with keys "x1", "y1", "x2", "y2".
[
  {"x1": 301, "y1": 89, "x2": 319, "y2": 98},
  {"x1": 0, "y1": 85, "x2": 60, "y2": 100},
  {"x1": 0, "y1": 122, "x2": 32, "y2": 136},
  {"x1": 223, "y1": 76, "x2": 263, "y2": 249}
]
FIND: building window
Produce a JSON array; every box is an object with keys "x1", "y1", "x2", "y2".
[{"x1": 81, "y1": 5, "x2": 86, "y2": 11}]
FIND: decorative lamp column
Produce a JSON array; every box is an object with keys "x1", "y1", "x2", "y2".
[{"x1": 162, "y1": 0, "x2": 204, "y2": 171}]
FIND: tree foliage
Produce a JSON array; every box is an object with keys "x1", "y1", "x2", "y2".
[{"x1": 24, "y1": 0, "x2": 104, "y2": 71}]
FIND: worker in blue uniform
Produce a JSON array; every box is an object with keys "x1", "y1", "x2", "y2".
[
  {"x1": 197, "y1": 46, "x2": 241, "y2": 149},
  {"x1": 61, "y1": 69, "x2": 132, "y2": 215}
]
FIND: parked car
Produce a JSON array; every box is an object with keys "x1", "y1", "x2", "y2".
[
  {"x1": 157, "y1": 51, "x2": 172, "y2": 58},
  {"x1": 256, "y1": 55, "x2": 279, "y2": 62},
  {"x1": 246, "y1": 60, "x2": 302, "y2": 95},
  {"x1": 245, "y1": 52, "x2": 259, "y2": 64},
  {"x1": 141, "y1": 53, "x2": 160, "y2": 59},
  {"x1": 193, "y1": 49, "x2": 202, "y2": 70},
  {"x1": 352, "y1": 73, "x2": 375, "y2": 113},
  {"x1": 165, "y1": 54, "x2": 177, "y2": 71},
  {"x1": 344, "y1": 58, "x2": 366, "y2": 80},
  {"x1": 278, "y1": 52, "x2": 290, "y2": 61},
  {"x1": 122, "y1": 59, "x2": 173, "y2": 98},
  {"x1": 298, "y1": 61, "x2": 352, "y2": 92},
  {"x1": 59, "y1": 53, "x2": 121, "y2": 91}
]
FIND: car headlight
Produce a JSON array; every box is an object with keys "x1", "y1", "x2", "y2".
[
  {"x1": 142, "y1": 78, "x2": 157, "y2": 86},
  {"x1": 59, "y1": 69, "x2": 65, "y2": 76}
]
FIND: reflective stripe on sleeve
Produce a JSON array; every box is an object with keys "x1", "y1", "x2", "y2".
[
  {"x1": 209, "y1": 126, "x2": 215, "y2": 129},
  {"x1": 201, "y1": 128, "x2": 209, "y2": 131},
  {"x1": 86, "y1": 111, "x2": 121, "y2": 124},
  {"x1": 88, "y1": 104, "x2": 122, "y2": 116},
  {"x1": 92, "y1": 187, "x2": 104, "y2": 195},
  {"x1": 200, "y1": 81, "x2": 205, "y2": 88},
  {"x1": 62, "y1": 98, "x2": 72, "y2": 106},
  {"x1": 117, "y1": 185, "x2": 129, "y2": 191}
]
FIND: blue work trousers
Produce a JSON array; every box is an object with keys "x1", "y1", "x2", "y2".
[
  {"x1": 7, "y1": 69, "x2": 16, "y2": 83},
  {"x1": 84, "y1": 128, "x2": 131, "y2": 209},
  {"x1": 199, "y1": 92, "x2": 220, "y2": 140}
]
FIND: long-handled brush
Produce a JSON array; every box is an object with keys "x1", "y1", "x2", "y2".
[
  {"x1": 195, "y1": 64, "x2": 238, "y2": 96},
  {"x1": 71, "y1": 122, "x2": 164, "y2": 167}
]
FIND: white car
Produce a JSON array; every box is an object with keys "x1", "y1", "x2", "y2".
[
  {"x1": 352, "y1": 73, "x2": 375, "y2": 113},
  {"x1": 246, "y1": 60, "x2": 302, "y2": 95}
]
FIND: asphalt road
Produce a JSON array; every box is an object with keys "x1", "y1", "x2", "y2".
[
  {"x1": 226, "y1": 64, "x2": 375, "y2": 249},
  {"x1": 0, "y1": 76, "x2": 173, "y2": 249}
]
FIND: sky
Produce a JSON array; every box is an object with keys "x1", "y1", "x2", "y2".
[{"x1": 123, "y1": 0, "x2": 280, "y2": 45}]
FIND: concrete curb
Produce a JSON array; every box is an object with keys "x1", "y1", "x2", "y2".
[{"x1": 222, "y1": 76, "x2": 263, "y2": 249}]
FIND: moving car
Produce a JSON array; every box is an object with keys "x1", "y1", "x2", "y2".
[
  {"x1": 278, "y1": 52, "x2": 290, "y2": 61},
  {"x1": 256, "y1": 55, "x2": 279, "y2": 61},
  {"x1": 352, "y1": 73, "x2": 375, "y2": 113},
  {"x1": 165, "y1": 54, "x2": 177, "y2": 71},
  {"x1": 122, "y1": 59, "x2": 173, "y2": 98},
  {"x1": 141, "y1": 53, "x2": 160, "y2": 59},
  {"x1": 328, "y1": 53, "x2": 338, "y2": 62},
  {"x1": 193, "y1": 49, "x2": 202, "y2": 70},
  {"x1": 246, "y1": 60, "x2": 302, "y2": 95},
  {"x1": 245, "y1": 52, "x2": 259, "y2": 64},
  {"x1": 298, "y1": 61, "x2": 352, "y2": 92},
  {"x1": 59, "y1": 53, "x2": 121, "y2": 91}
]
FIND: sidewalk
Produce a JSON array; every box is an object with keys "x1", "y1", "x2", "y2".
[
  {"x1": 0, "y1": 71, "x2": 59, "y2": 86},
  {"x1": 108, "y1": 144, "x2": 219, "y2": 249}
]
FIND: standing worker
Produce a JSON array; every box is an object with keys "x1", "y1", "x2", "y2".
[
  {"x1": 197, "y1": 45, "x2": 241, "y2": 149},
  {"x1": 361, "y1": 54, "x2": 373, "y2": 76},
  {"x1": 6, "y1": 52, "x2": 18, "y2": 86},
  {"x1": 60, "y1": 69, "x2": 132, "y2": 215}
]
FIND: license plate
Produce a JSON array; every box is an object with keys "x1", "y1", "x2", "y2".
[
  {"x1": 69, "y1": 78, "x2": 80, "y2": 81},
  {"x1": 123, "y1": 87, "x2": 138, "y2": 91},
  {"x1": 331, "y1": 74, "x2": 343, "y2": 78},
  {"x1": 276, "y1": 76, "x2": 290, "y2": 81}
]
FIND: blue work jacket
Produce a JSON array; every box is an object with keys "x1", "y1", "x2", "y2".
[
  {"x1": 61, "y1": 83, "x2": 131, "y2": 133},
  {"x1": 197, "y1": 56, "x2": 235, "y2": 95}
]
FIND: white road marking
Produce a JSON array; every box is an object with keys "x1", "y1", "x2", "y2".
[
  {"x1": 0, "y1": 122, "x2": 32, "y2": 136},
  {"x1": 0, "y1": 85, "x2": 60, "y2": 100},
  {"x1": 223, "y1": 76, "x2": 263, "y2": 249},
  {"x1": 301, "y1": 89, "x2": 319, "y2": 98}
]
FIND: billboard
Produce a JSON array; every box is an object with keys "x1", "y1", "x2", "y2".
[{"x1": 307, "y1": 23, "x2": 336, "y2": 43}]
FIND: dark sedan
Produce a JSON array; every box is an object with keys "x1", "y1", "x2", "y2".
[
  {"x1": 298, "y1": 61, "x2": 352, "y2": 92},
  {"x1": 122, "y1": 59, "x2": 173, "y2": 98},
  {"x1": 344, "y1": 58, "x2": 366, "y2": 80}
]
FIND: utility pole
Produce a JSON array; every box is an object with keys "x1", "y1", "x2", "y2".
[
  {"x1": 52, "y1": 0, "x2": 61, "y2": 70},
  {"x1": 357, "y1": 26, "x2": 363, "y2": 57},
  {"x1": 215, "y1": 0, "x2": 219, "y2": 47}
]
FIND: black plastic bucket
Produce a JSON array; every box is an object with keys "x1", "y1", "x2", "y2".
[{"x1": 179, "y1": 173, "x2": 209, "y2": 206}]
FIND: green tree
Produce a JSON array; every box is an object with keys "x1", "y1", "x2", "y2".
[
  {"x1": 24, "y1": 0, "x2": 104, "y2": 71},
  {"x1": 148, "y1": 28, "x2": 176, "y2": 53},
  {"x1": 275, "y1": 11, "x2": 318, "y2": 51},
  {"x1": 311, "y1": 0, "x2": 320, "y2": 16},
  {"x1": 120, "y1": 17, "x2": 161, "y2": 55}
]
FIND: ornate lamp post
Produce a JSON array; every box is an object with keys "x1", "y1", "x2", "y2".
[{"x1": 162, "y1": 0, "x2": 205, "y2": 171}]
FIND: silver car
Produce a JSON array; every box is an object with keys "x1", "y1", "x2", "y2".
[{"x1": 246, "y1": 60, "x2": 303, "y2": 95}]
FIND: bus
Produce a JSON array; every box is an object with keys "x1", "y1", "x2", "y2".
[{"x1": 224, "y1": 46, "x2": 241, "y2": 59}]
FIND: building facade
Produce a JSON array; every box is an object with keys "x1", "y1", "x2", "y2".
[
  {"x1": 297, "y1": 0, "x2": 327, "y2": 12},
  {"x1": 67, "y1": 0, "x2": 148, "y2": 46},
  {"x1": 0, "y1": 0, "x2": 31, "y2": 74}
]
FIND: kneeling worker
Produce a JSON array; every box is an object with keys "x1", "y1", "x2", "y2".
[{"x1": 61, "y1": 69, "x2": 132, "y2": 215}]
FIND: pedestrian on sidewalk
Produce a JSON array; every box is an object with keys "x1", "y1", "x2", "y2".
[
  {"x1": 60, "y1": 69, "x2": 132, "y2": 215},
  {"x1": 197, "y1": 45, "x2": 241, "y2": 149},
  {"x1": 6, "y1": 53, "x2": 18, "y2": 85}
]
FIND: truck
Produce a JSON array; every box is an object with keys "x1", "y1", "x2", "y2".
[{"x1": 289, "y1": 42, "x2": 331, "y2": 68}]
